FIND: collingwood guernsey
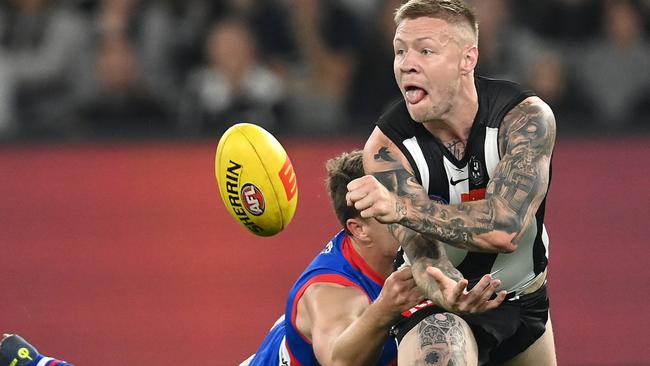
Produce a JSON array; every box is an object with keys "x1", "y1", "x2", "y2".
[{"x1": 378, "y1": 75, "x2": 550, "y2": 297}]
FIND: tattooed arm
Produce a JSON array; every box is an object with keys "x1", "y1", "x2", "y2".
[
  {"x1": 367, "y1": 146, "x2": 506, "y2": 311},
  {"x1": 347, "y1": 97, "x2": 556, "y2": 253},
  {"x1": 391, "y1": 223, "x2": 506, "y2": 312}
]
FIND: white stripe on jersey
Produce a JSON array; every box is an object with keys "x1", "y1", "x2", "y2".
[
  {"x1": 403, "y1": 137, "x2": 430, "y2": 190},
  {"x1": 542, "y1": 224, "x2": 549, "y2": 258},
  {"x1": 239, "y1": 354, "x2": 255, "y2": 366},
  {"x1": 36, "y1": 358, "x2": 54, "y2": 366},
  {"x1": 279, "y1": 336, "x2": 291, "y2": 365},
  {"x1": 271, "y1": 315, "x2": 285, "y2": 329},
  {"x1": 484, "y1": 127, "x2": 500, "y2": 178}
]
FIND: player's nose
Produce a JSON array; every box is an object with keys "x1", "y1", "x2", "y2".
[{"x1": 398, "y1": 50, "x2": 419, "y2": 73}]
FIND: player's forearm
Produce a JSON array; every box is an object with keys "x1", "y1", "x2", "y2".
[
  {"x1": 329, "y1": 303, "x2": 395, "y2": 366},
  {"x1": 397, "y1": 227, "x2": 463, "y2": 303},
  {"x1": 398, "y1": 196, "x2": 520, "y2": 253}
]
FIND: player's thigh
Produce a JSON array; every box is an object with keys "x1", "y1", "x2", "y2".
[
  {"x1": 398, "y1": 312, "x2": 478, "y2": 366},
  {"x1": 501, "y1": 315, "x2": 557, "y2": 366}
]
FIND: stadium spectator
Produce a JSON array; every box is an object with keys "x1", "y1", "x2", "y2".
[
  {"x1": 282, "y1": 0, "x2": 361, "y2": 136},
  {"x1": 468, "y1": 0, "x2": 546, "y2": 83},
  {"x1": 71, "y1": 34, "x2": 172, "y2": 138},
  {"x1": 0, "y1": 0, "x2": 647, "y2": 141},
  {"x1": 573, "y1": 0, "x2": 650, "y2": 128},
  {"x1": 526, "y1": 51, "x2": 596, "y2": 132},
  {"x1": 348, "y1": 0, "x2": 404, "y2": 135},
  {"x1": 179, "y1": 17, "x2": 285, "y2": 136},
  {"x1": 0, "y1": 0, "x2": 91, "y2": 139},
  {"x1": 511, "y1": 0, "x2": 603, "y2": 42}
]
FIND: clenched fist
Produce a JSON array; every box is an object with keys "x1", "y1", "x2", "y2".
[{"x1": 346, "y1": 175, "x2": 405, "y2": 223}]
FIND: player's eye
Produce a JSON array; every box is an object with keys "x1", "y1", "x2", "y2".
[
  {"x1": 395, "y1": 49, "x2": 405, "y2": 56},
  {"x1": 421, "y1": 49, "x2": 434, "y2": 56}
]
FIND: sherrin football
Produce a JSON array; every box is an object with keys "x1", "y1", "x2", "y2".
[{"x1": 215, "y1": 123, "x2": 298, "y2": 236}]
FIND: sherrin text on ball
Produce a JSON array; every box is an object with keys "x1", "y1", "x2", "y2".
[{"x1": 215, "y1": 123, "x2": 298, "y2": 236}]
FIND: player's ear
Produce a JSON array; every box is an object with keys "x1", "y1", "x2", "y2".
[
  {"x1": 460, "y1": 45, "x2": 478, "y2": 75},
  {"x1": 346, "y1": 218, "x2": 369, "y2": 241}
]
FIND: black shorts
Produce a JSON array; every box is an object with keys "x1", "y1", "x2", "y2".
[{"x1": 391, "y1": 284, "x2": 550, "y2": 365}]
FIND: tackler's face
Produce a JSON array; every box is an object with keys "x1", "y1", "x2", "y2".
[
  {"x1": 393, "y1": 17, "x2": 468, "y2": 123},
  {"x1": 364, "y1": 218, "x2": 400, "y2": 254}
]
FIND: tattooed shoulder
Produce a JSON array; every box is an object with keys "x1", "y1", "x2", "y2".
[{"x1": 499, "y1": 98, "x2": 556, "y2": 156}]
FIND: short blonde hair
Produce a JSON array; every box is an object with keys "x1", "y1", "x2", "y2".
[{"x1": 394, "y1": 0, "x2": 479, "y2": 43}]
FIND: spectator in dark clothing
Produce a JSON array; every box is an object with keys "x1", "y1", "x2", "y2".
[
  {"x1": 74, "y1": 35, "x2": 172, "y2": 138},
  {"x1": 179, "y1": 17, "x2": 285, "y2": 137},
  {"x1": 347, "y1": 0, "x2": 403, "y2": 135}
]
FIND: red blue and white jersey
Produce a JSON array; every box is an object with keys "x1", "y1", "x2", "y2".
[{"x1": 246, "y1": 230, "x2": 398, "y2": 366}]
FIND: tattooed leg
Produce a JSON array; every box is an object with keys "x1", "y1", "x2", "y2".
[{"x1": 398, "y1": 313, "x2": 478, "y2": 366}]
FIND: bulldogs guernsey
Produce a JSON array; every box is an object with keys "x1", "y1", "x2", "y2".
[
  {"x1": 379, "y1": 76, "x2": 550, "y2": 297},
  {"x1": 247, "y1": 230, "x2": 397, "y2": 366}
]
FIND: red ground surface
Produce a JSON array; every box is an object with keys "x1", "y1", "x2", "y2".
[{"x1": 1, "y1": 137, "x2": 648, "y2": 365}]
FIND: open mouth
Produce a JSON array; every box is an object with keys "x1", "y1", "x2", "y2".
[{"x1": 404, "y1": 85, "x2": 428, "y2": 105}]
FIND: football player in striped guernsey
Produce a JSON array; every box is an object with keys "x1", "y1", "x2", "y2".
[
  {"x1": 242, "y1": 151, "x2": 505, "y2": 366},
  {"x1": 1, "y1": 334, "x2": 73, "y2": 366},
  {"x1": 346, "y1": 0, "x2": 557, "y2": 365}
]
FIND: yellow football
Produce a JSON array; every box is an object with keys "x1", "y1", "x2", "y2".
[{"x1": 215, "y1": 123, "x2": 298, "y2": 236}]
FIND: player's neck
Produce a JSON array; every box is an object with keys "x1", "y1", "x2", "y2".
[
  {"x1": 352, "y1": 240, "x2": 394, "y2": 280},
  {"x1": 423, "y1": 76, "x2": 478, "y2": 142}
]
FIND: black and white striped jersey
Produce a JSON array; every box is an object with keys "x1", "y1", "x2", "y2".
[{"x1": 378, "y1": 75, "x2": 549, "y2": 296}]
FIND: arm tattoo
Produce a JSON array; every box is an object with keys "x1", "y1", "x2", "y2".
[
  {"x1": 417, "y1": 313, "x2": 467, "y2": 365},
  {"x1": 374, "y1": 146, "x2": 396, "y2": 162},
  {"x1": 387, "y1": 223, "x2": 463, "y2": 302},
  {"x1": 369, "y1": 98, "x2": 556, "y2": 251},
  {"x1": 369, "y1": 140, "x2": 464, "y2": 300}
]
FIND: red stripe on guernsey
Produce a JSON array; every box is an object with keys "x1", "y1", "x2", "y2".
[
  {"x1": 48, "y1": 361, "x2": 62, "y2": 366},
  {"x1": 341, "y1": 235, "x2": 386, "y2": 286},
  {"x1": 461, "y1": 188, "x2": 487, "y2": 202},
  {"x1": 290, "y1": 273, "x2": 367, "y2": 344},
  {"x1": 401, "y1": 299, "x2": 436, "y2": 317},
  {"x1": 286, "y1": 342, "x2": 304, "y2": 366}
]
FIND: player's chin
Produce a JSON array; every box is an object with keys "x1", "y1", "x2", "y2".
[{"x1": 405, "y1": 102, "x2": 431, "y2": 123}]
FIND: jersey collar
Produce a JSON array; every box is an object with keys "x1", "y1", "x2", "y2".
[{"x1": 342, "y1": 234, "x2": 386, "y2": 286}]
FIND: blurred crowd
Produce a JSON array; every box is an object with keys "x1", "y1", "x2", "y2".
[{"x1": 0, "y1": 0, "x2": 649, "y2": 142}]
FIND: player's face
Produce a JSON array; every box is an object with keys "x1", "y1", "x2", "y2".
[
  {"x1": 393, "y1": 17, "x2": 466, "y2": 122},
  {"x1": 365, "y1": 218, "x2": 400, "y2": 253}
]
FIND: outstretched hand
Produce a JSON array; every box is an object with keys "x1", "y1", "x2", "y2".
[{"x1": 427, "y1": 266, "x2": 507, "y2": 314}]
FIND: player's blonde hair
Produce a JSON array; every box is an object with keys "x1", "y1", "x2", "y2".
[
  {"x1": 325, "y1": 150, "x2": 364, "y2": 232},
  {"x1": 394, "y1": 0, "x2": 479, "y2": 44}
]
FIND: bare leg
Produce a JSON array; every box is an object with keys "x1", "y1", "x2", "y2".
[
  {"x1": 398, "y1": 313, "x2": 478, "y2": 366},
  {"x1": 501, "y1": 314, "x2": 557, "y2": 366}
]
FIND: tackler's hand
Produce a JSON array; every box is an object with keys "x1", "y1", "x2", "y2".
[
  {"x1": 374, "y1": 266, "x2": 425, "y2": 320},
  {"x1": 346, "y1": 175, "x2": 405, "y2": 224},
  {"x1": 427, "y1": 267, "x2": 507, "y2": 314}
]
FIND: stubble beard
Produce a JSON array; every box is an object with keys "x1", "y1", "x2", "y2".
[{"x1": 408, "y1": 82, "x2": 457, "y2": 124}]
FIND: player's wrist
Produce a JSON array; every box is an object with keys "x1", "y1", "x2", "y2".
[{"x1": 367, "y1": 298, "x2": 402, "y2": 328}]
